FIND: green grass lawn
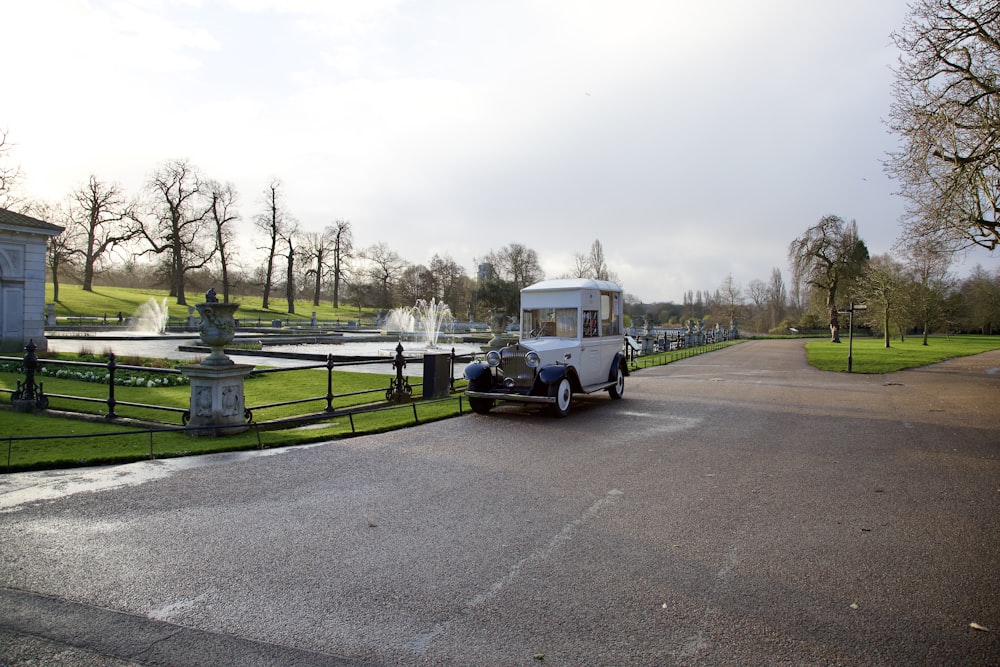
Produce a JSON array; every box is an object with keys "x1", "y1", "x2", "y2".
[
  {"x1": 47, "y1": 283, "x2": 375, "y2": 324},
  {"x1": 1, "y1": 363, "x2": 471, "y2": 471},
  {"x1": 805, "y1": 334, "x2": 1000, "y2": 373}
]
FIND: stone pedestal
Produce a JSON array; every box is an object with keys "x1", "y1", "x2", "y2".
[
  {"x1": 181, "y1": 301, "x2": 253, "y2": 436},
  {"x1": 182, "y1": 363, "x2": 254, "y2": 435}
]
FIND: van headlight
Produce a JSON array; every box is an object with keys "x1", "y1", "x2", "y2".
[
  {"x1": 486, "y1": 350, "x2": 501, "y2": 367},
  {"x1": 525, "y1": 351, "x2": 540, "y2": 368}
]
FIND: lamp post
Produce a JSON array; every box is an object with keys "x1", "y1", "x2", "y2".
[{"x1": 838, "y1": 303, "x2": 867, "y2": 372}]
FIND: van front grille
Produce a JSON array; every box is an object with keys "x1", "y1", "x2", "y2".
[{"x1": 500, "y1": 346, "x2": 535, "y2": 389}]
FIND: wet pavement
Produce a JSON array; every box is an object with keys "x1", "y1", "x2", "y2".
[{"x1": 2, "y1": 339, "x2": 998, "y2": 665}]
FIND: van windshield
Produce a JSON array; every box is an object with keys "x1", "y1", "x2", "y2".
[{"x1": 522, "y1": 308, "x2": 578, "y2": 338}]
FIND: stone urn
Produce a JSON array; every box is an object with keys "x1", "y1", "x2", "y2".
[{"x1": 195, "y1": 302, "x2": 240, "y2": 366}]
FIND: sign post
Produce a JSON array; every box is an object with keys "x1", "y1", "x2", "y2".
[{"x1": 838, "y1": 303, "x2": 867, "y2": 372}]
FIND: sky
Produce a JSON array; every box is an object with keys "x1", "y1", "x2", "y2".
[{"x1": 5, "y1": 0, "x2": 998, "y2": 304}]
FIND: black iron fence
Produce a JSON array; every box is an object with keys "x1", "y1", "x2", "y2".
[{"x1": 0, "y1": 348, "x2": 472, "y2": 425}]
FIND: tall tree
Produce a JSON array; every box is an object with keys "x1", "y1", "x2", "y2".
[
  {"x1": 39, "y1": 201, "x2": 81, "y2": 302},
  {"x1": 789, "y1": 215, "x2": 869, "y2": 342},
  {"x1": 364, "y1": 242, "x2": 408, "y2": 309},
  {"x1": 68, "y1": 174, "x2": 138, "y2": 291},
  {"x1": 886, "y1": 0, "x2": 1000, "y2": 250},
  {"x1": 588, "y1": 238, "x2": 609, "y2": 280},
  {"x1": 282, "y1": 223, "x2": 299, "y2": 314},
  {"x1": 328, "y1": 219, "x2": 353, "y2": 309},
  {"x1": 959, "y1": 265, "x2": 1000, "y2": 334},
  {"x1": 856, "y1": 254, "x2": 907, "y2": 348},
  {"x1": 483, "y1": 243, "x2": 544, "y2": 289},
  {"x1": 0, "y1": 127, "x2": 21, "y2": 210},
  {"x1": 254, "y1": 178, "x2": 292, "y2": 310},
  {"x1": 718, "y1": 273, "x2": 744, "y2": 325},
  {"x1": 904, "y1": 239, "x2": 954, "y2": 344},
  {"x1": 429, "y1": 253, "x2": 468, "y2": 313},
  {"x1": 767, "y1": 268, "x2": 787, "y2": 331},
  {"x1": 303, "y1": 228, "x2": 334, "y2": 307},
  {"x1": 746, "y1": 279, "x2": 768, "y2": 332},
  {"x1": 141, "y1": 159, "x2": 213, "y2": 305},
  {"x1": 206, "y1": 181, "x2": 239, "y2": 303}
]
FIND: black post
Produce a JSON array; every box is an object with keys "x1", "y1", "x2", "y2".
[
  {"x1": 847, "y1": 303, "x2": 855, "y2": 373},
  {"x1": 386, "y1": 342, "x2": 412, "y2": 402},
  {"x1": 106, "y1": 352, "x2": 117, "y2": 419},
  {"x1": 12, "y1": 339, "x2": 48, "y2": 410},
  {"x1": 449, "y1": 347, "x2": 456, "y2": 392},
  {"x1": 325, "y1": 353, "x2": 335, "y2": 412}
]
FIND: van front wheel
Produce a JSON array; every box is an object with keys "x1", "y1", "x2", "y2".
[{"x1": 549, "y1": 377, "x2": 572, "y2": 418}]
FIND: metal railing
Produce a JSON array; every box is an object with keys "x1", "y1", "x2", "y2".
[{"x1": 2, "y1": 348, "x2": 475, "y2": 424}]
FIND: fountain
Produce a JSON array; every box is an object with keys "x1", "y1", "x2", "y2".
[
  {"x1": 132, "y1": 297, "x2": 169, "y2": 334},
  {"x1": 382, "y1": 298, "x2": 454, "y2": 348}
]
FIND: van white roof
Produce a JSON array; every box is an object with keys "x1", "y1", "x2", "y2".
[{"x1": 521, "y1": 278, "x2": 622, "y2": 294}]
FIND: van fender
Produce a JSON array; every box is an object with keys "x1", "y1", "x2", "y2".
[
  {"x1": 464, "y1": 361, "x2": 492, "y2": 382},
  {"x1": 611, "y1": 352, "x2": 630, "y2": 376},
  {"x1": 538, "y1": 364, "x2": 567, "y2": 386}
]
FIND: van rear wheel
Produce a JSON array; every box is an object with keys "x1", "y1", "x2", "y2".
[{"x1": 608, "y1": 365, "x2": 625, "y2": 400}]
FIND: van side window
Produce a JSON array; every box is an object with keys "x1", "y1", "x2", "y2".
[
  {"x1": 601, "y1": 292, "x2": 620, "y2": 336},
  {"x1": 583, "y1": 310, "x2": 599, "y2": 337}
]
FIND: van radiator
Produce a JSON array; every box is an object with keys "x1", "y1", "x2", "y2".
[{"x1": 500, "y1": 346, "x2": 535, "y2": 389}]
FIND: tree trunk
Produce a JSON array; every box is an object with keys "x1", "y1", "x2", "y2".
[
  {"x1": 51, "y1": 264, "x2": 60, "y2": 302},
  {"x1": 312, "y1": 263, "x2": 322, "y2": 307},
  {"x1": 883, "y1": 306, "x2": 890, "y2": 348},
  {"x1": 827, "y1": 287, "x2": 840, "y2": 343},
  {"x1": 82, "y1": 263, "x2": 94, "y2": 292},
  {"x1": 286, "y1": 244, "x2": 295, "y2": 314}
]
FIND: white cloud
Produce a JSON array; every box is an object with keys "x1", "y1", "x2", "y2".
[{"x1": 5, "y1": 0, "x2": 997, "y2": 303}]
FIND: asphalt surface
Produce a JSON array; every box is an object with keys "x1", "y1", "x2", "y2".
[{"x1": 1, "y1": 339, "x2": 998, "y2": 666}]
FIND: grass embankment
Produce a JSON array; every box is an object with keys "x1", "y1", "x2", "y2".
[
  {"x1": 47, "y1": 283, "x2": 375, "y2": 324},
  {"x1": 805, "y1": 334, "x2": 1000, "y2": 373},
  {"x1": 1, "y1": 364, "x2": 468, "y2": 471}
]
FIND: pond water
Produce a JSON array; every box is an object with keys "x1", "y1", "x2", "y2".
[{"x1": 45, "y1": 334, "x2": 485, "y2": 376}]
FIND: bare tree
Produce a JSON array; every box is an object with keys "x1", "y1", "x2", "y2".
[
  {"x1": 67, "y1": 175, "x2": 138, "y2": 292},
  {"x1": 886, "y1": 0, "x2": 1000, "y2": 250},
  {"x1": 904, "y1": 239, "x2": 955, "y2": 344},
  {"x1": 364, "y1": 242, "x2": 408, "y2": 309},
  {"x1": 37, "y1": 200, "x2": 81, "y2": 302},
  {"x1": 718, "y1": 273, "x2": 744, "y2": 325},
  {"x1": 0, "y1": 127, "x2": 22, "y2": 210},
  {"x1": 483, "y1": 243, "x2": 544, "y2": 290},
  {"x1": 302, "y1": 229, "x2": 332, "y2": 308},
  {"x1": 328, "y1": 220, "x2": 354, "y2": 309},
  {"x1": 856, "y1": 253, "x2": 907, "y2": 348},
  {"x1": 588, "y1": 239, "x2": 609, "y2": 280},
  {"x1": 958, "y1": 265, "x2": 1000, "y2": 333},
  {"x1": 789, "y1": 215, "x2": 869, "y2": 342},
  {"x1": 767, "y1": 268, "x2": 787, "y2": 331},
  {"x1": 282, "y1": 223, "x2": 300, "y2": 314},
  {"x1": 141, "y1": 159, "x2": 213, "y2": 305},
  {"x1": 255, "y1": 178, "x2": 292, "y2": 310},
  {"x1": 746, "y1": 278, "x2": 768, "y2": 332},
  {"x1": 205, "y1": 181, "x2": 239, "y2": 303},
  {"x1": 429, "y1": 253, "x2": 469, "y2": 313},
  {"x1": 397, "y1": 264, "x2": 436, "y2": 305}
]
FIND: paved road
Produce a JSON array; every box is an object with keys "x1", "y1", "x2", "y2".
[{"x1": 2, "y1": 339, "x2": 998, "y2": 666}]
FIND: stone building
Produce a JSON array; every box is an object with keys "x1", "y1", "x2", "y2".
[{"x1": 0, "y1": 208, "x2": 64, "y2": 352}]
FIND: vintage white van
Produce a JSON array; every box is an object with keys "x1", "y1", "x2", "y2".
[{"x1": 464, "y1": 278, "x2": 628, "y2": 417}]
